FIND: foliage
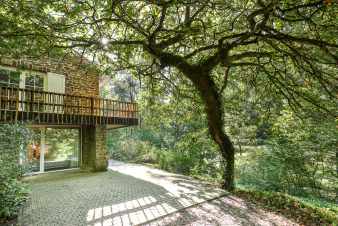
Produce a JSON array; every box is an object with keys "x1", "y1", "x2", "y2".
[
  {"x1": 108, "y1": 81, "x2": 224, "y2": 180},
  {"x1": 45, "y1": 128, "x2": 79, "y2": 161},
  {"x1": 1, "y1": 0, "x2": 337, "y2": 190},
  {"x1": 108, "y1": 71, "x2": 337, "y2": 214},
  {"x1": 236, "y1": 110, "x2": 337, "y2": 201},
  {"x1": 234, "y1": 188, "x2": 338, "y2": 226},
  {"x1": 0, "y1": 124, "x2": 31, "y2": 220}
]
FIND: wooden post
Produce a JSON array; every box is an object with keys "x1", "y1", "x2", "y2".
[
  {"x1": 29, "y1": 90, "x2": 34, "y2": 121},
  {"x1": 15, "y1": 93, "x2": 18, "y2": 122},
  {"x1": 90, "y1": 97, "x2": 94, "y2": 124},
  {"x1": 30, "y1": 90, "x2": 34, "y2": 111}
]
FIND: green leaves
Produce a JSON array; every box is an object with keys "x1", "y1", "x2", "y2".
[
  {"x1": 0, "y1": 124, "x2": 31, "y2": 220},
  {"x1": 235, "y1": 188, "x2": 338, "y2": 225}
]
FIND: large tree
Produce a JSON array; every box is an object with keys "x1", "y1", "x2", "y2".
[{"x1": 0, "y1": 0, "x2": 337, "y2": 190}]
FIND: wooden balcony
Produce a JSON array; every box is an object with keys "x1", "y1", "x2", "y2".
[{"x1": 0, "y1": 86, "x2": 138, "y2": 126}]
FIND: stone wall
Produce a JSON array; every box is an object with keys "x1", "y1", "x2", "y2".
[
  {"x1": 81, "y1": 125, "x2": 108, "y2": 171},
  {"x1": 0, "y1": 56, "x2": 99, "y2": 97},
  {"x1": 95, "y1": 126, "x2": 108, "y2": 171},
  {"x1": 81, "y1": 125, "x2": 96, "y2": 170}
]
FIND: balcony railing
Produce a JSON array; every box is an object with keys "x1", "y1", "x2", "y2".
[{"x1": 0, "y1": 86, "x2": 138, "y2": 126}]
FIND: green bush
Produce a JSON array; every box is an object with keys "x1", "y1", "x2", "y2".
[
  {"x1": 0, "y1": 174, "x2": 28, "y2": 219},
  {"x1": 0, "y1": 124, "x2": 31, "y2": 220},
  {"x1": 110, "y1": 139, "x2": 158, "y2": 164},
  {"x1": 157, "y1": 151, "x2": 193, "y2": 174},
  {"x1": 236, "y1": 111, "x2": 337, "y2": 201},
  {"x1": 235, "y1": 188, "x2": 338, "y2": 225}
]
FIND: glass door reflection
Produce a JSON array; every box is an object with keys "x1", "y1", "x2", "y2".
[{"x1": 44, "y1": 128, "x2": 80, "y2": 171}]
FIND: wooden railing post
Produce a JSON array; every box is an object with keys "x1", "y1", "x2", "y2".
[
  {"x1": 90, "y1": 97, "x2": 94, "y2": 124},
  {"x1": 90, "y1": 97, "x2": 94, "y2": 115},
  {"x1": 15, "y1": 93, "x2": 19, "y2": 122},
  {"x1": 30, "y1": 90, "x2": 34, "y2": 112}
]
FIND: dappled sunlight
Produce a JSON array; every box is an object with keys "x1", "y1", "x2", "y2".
[
  {"x1": 142, "y1": 197, "x2": 299, "y2": 226},
  {"x1": 109, "y1": 160, "x2": 226, "y2": 204},
  {"x1": 22, "y1": 162, "x2": 298, "y2": 226},
  {"x1": 20, "y1": 164, "x2": 299, "y2": 226},
  {"x1": 86, "y1": 196, "x2": 178, "y2": 226}
]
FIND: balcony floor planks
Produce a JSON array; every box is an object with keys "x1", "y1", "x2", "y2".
[{"x1": 0, "y1": 110, "x2": 138, "y2": 126}]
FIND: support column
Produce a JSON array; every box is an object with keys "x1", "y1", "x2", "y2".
[
  {"x1": 94, "y1": 125, "x2": 108, "y2": 171},
  {"x1": 81, "y1": 125, "x2": 108, "y2": 171}
]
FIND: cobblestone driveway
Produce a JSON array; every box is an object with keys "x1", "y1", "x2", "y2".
[{"x1": 19, "y1": 160, "x2": 297, "y2": 226}]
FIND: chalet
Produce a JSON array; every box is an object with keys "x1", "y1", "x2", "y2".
[{"x1": 0, "y1": 56, "x2": 138, "y2": 173}]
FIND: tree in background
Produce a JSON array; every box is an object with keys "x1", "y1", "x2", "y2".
[{"x1": 0, "y1": 0, "x2": 337, "y2": 190}]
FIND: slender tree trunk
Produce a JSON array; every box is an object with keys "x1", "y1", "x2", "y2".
[
  {"x1": 157, "y1": 52, "x2": 235, "y2": 190},
  {"x1": 190, "y1": 72, "x2": 235, "y2": 191}
]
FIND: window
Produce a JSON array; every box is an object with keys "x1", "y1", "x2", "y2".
[
  {"x1": 23, "y1": 128, "x2": 80, "y2": 172},
  {"x1": 24, "y1": 73, "x2": 45, "y2": 112},
  {"x1": 0, "y1": 68, "x2": 21, "y2": 110},
  {"x1": 25, "y1": 73, "x2": 44, "y2": 91},
  {"x1": 0, "y1": 68, "x2": 20, "y2": 88}
]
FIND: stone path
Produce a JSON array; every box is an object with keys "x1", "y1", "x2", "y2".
[{"x1": 19, "y1": 160, "x2": 298, "y2": 226}]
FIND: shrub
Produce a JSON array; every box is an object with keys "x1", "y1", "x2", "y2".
[
  {"x1": 236, "y1": 111, "x2": 337, "y2": 201},
  {"x1": 0, "y1": 173, "x2": 28, "y2": 219},
  {"x1": 110, "y1": 139, "x2": 158, "y2": 164},
  {"x1": 234, "y1": 188, "x2": 338, "y2": 225},
  {"x1": 0, "y1": 124, "x2": 31, "y2": 221}
]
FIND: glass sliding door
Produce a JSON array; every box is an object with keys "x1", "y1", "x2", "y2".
[
  {"x1": 24, "y1": 128, "x2": 80, "y2": 172},
  {"x1": 25, "y1": 129, "x2": 41, "y2": 172},
  {"x1": 44, "y1": 128, "x2": 80, "y2": 171}
]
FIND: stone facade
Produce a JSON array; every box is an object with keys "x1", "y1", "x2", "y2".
[
  {"x1": 95, "y1": 126, "x2": 108, "y2": 171},
  {"x1": 0, "y1": 56, "x2": 99, "y2": 97},
  {"x1": 81, "y1": 125, "x2": 108, "y2": 171},
  {"x1": 0, "y1": 56, "x2": 108, "y2": 172}
]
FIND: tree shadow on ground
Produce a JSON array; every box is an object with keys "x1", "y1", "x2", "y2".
[
  {"x1": 20, "y1": 167, "x2": 297, "y2": 226},
  {"x1": 20, "y1": 170, "x2": 193, "y2": 226},
  {"x1": 144, "y1": 170, "x2": 297, "y2": 226}
]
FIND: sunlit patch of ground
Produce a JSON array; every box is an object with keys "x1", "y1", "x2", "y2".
[{"x1": 19, "y1": 161, "x2": 297, "y2": 226}]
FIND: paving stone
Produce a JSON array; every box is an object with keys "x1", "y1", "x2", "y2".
[{"x1": 19, "y1": 161, "x2": 297, "y2": 226}]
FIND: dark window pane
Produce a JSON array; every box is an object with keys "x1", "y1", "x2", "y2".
[
  {"x1": 26, "y1": 74, "x2": 44, "y2": 90},
  {"x1": 10, "y1": 71, "x2": 20, "y2": 85},
  {"x1": 0, "y1": 69, "x2": 9, "y2": 84},
  {"x1": 35, "y1": 75, "x2": 44, "y2": 89},
  {"x1": 25, "y1": 75, "x2": 35, "y2": 87}
]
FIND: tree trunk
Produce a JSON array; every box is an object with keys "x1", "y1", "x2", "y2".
[
  {"x1": 190, "y1": 71, "x2": 235, "y2": 191},
  {"x1": 220, "y1": 138, "x2": 235, "y2": 190},
  {"x1": 157, "y1": 52, "x2": 235, "y2": 190}
]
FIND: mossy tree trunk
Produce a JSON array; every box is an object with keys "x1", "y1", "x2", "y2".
[{"x1": 155, "y1": 53, "x2": 235, "y2": 190}]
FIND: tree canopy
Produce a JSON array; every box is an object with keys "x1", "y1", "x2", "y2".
[{"x1": 0, "y1": 0, "x2": 337, "y2": 190}]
